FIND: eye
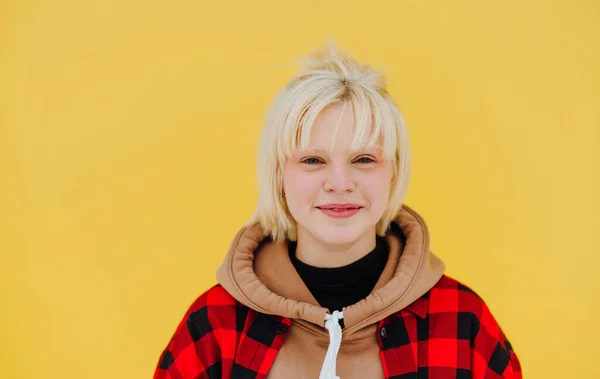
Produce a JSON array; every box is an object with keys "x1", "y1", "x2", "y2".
[
  {"x1": 301, "y1": 157, "x2": 323, "y2": 165},
  {"x1": 355, "y1": 156, "x2": 376, "y2": 164}
]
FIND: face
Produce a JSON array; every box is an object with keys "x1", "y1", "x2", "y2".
[{"x1": 282, "y1": 102, "x2": 394, "y2": 248}]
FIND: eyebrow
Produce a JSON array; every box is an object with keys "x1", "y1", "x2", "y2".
[
  {"x1": 302, "y1": 147, "x2": 328, "y2": 153},
  {"x1": 299, "y1": 147, "x2": 381, "y2": 154}
]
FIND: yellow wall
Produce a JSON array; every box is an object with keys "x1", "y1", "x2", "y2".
[{"x1": 1, "y1": 1, "x2": 598, "y2": 378}]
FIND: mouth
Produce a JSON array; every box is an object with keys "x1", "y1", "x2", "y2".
[
  {"x1": 315, "y1": 206, "x2": 363, "y2": 219},
  {"x1": 316, "y1": 207, "x2": 362, "y2": 211}
]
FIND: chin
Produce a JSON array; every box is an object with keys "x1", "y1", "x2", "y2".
[{"x1": 314, "y1": 224, "x2": 363, "y2": 246}]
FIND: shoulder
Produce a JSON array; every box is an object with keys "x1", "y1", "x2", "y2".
[
  {"x1": 154, "y1": 285, "x2": 251, "y2": 377},
  {"x1": 164, "y1": 283, "x2": 248, "y2": 345},
  {"x1": 426, "y1": 275, "x2": 512, "y2": 346},
  {"x1": 428, "y1": 275, "x2": 520, "y2": 369},
  {"x1": 180, "y1": 284, "x2": 249, "y2": 337},
  {"x1": 428, "y1": 274, "x2": 490, "y2": 316},
  {"x1": 187, "y1": 283, "x2": 242, "y2": 311}
]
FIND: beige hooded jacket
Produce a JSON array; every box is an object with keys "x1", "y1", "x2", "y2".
[{"x1": 216, "y1": 204, "x2": 445, "y2": 378}]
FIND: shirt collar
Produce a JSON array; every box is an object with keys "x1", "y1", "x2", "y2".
[{"x1": 403, "y1": 296, "x2": 429, "y2": 319}]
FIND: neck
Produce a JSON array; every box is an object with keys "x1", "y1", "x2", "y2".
[{"x1": 294, "y1": 227, "x2": 377, "y2": 268}]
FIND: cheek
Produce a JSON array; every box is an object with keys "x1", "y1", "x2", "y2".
[
  {"x1": 283, "y1": 170, "x2": 319, "y2": 200},
  {"x1": 362, "y1": 169, "x2": 393, "y2": 202}
]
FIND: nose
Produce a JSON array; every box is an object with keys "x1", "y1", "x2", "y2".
[{"x1": 323, "y1": 164, "x2": 355, "y2": 193}]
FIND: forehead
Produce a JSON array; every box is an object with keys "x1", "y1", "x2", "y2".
[
  {"x1": 298, "y1": 103, "x2": 382, "y2": 154},
  {"x1": 310, "y1": 102, "x2": 353, "y2": 137}
]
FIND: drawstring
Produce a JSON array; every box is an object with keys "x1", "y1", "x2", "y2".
[{"x1": 319, "y1": 310, "x2": 344, "y2": 379}]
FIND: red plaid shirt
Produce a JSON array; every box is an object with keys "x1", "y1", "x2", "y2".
[{"x1": 154, "y1": 275, "x2": 522, "y2": 378}]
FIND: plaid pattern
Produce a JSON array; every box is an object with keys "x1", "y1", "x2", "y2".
[{"x1": 154, "y1": 275, "x2": 522, "y2": 378}]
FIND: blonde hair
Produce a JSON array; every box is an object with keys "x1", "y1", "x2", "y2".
[{"x1": 246, "y1": 41, "x2": 411, "y2": 242}]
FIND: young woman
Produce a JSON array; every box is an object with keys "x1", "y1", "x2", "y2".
[{"x1": 153, "y1": 43, "x2": 522, "y2": 379}]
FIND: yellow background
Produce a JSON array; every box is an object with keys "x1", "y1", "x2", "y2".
[{"x1": 1, "y1": 1, "x2": 599, "y2": 378}]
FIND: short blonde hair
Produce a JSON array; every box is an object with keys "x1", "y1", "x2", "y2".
[{"x1": 246, "y1": 41, "x2": 411, "y2": 243}]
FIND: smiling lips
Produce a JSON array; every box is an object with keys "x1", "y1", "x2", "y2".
[{"x1": 316, "y1": 204, "x2": 363, "y2": 219}]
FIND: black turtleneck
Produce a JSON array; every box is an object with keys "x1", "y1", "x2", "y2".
[{"x1": 288, "y1": 236, "x2": 390, "y2": 313}]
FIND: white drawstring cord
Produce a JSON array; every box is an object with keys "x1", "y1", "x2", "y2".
[{"x1": 319, "y1": 310, "x2": 344, "y2": 379}]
